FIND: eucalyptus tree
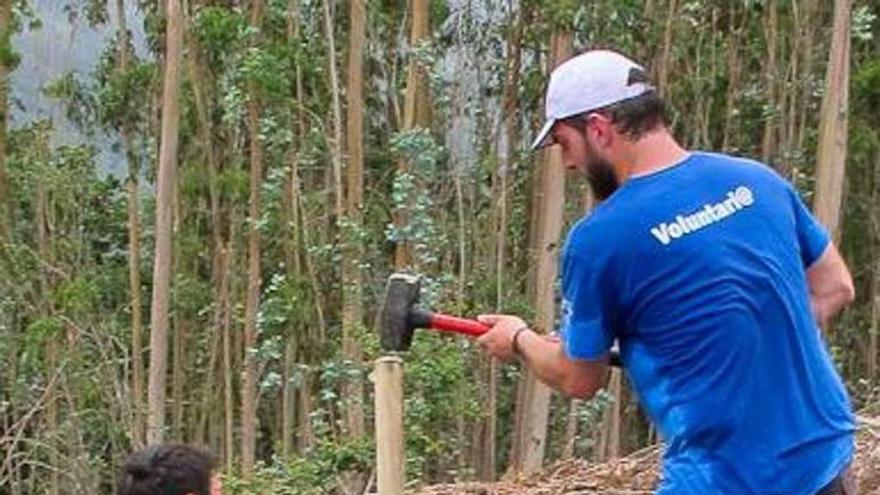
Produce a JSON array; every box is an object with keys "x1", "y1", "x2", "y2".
[
  {"x1": 147, "y1": 0, "x2": 184, "y2": 445},
  {"x1": 814, "y1": 0, "x2": 852, "y2": 242},
  {"x1": 0, "y1": 0, "x2": 12, "y2": 239}
]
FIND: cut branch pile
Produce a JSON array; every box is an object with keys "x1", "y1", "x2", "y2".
[{"x1": 413, "y1": 416, "x2": 880, "y2": 495}]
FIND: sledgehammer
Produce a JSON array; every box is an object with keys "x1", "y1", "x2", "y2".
[
  {"x1": 379, "y1": 273, "x2": 621, "y2": 366},
  {"x1": 379, "y1": 273, "x2": 488, "y2": 352}
]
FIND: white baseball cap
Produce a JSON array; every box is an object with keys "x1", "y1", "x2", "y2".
[{"x1": 530, "y1": 50, "x2": 655, "y2": 150}]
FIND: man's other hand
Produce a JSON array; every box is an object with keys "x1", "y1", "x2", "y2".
[
  {"x1": 807, "y1": 244, "x2": 855, "y2": 328},
  {"x1": 476, "y1": 314, "x2": 528, "y2": 362}
]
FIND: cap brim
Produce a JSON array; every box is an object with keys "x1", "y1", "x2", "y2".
[{"x1": 530, "y1": 119, "x2": 556, "y2": 151}]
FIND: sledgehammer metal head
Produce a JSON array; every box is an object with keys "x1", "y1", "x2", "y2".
[
  {"x1": 380, "y1": 273, "x2": 422, "y2": 352},
  {"x1": 379, "y1": 273, "x2": 492, "y2": 352}
]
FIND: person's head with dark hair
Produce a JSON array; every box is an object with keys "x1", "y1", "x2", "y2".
[
  {"x1": 563, "y1": 90, "x2": 668, "y2": 141},
  {"x1": 531, "y1": 49, "x2": 684, "y2": 201},
  {"x1": 117, "y1": 444, "x2": 221, "y2": 495}
]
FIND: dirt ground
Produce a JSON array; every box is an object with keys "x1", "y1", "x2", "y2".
[{"x1": 412, "y1": 416, "x2": 880, "y2": 495}]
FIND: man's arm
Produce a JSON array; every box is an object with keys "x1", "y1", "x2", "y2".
[
  {"x1": 516, "y1": 328, "x2": 610, "y2": 399},
  {"x1": 476, "y1": 315, "x2": 609, "y2": 400},
  {"x1": 807, "y1": 244, "x2": 855, "y2": 327},
  {"x1": 784, "y1": 183, "x2": 855, "y2": 327}
]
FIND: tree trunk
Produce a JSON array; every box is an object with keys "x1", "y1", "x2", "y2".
[
  {"x1": 870, "y1": 148, "x2": 880, "y2": 380},
  {"x1": 172, "y1": 265, "x2": 184, "y2": 439},
  {"x1": 170, "y1": 150, "x2": 185, "y2": 441},
  {"x1": 509, "y1": 31, "x2": 571, "y2": 476},
  {"x1": 478, "y1": 7, "x2": 524, "y2": 481},
  {"x1": 222, "y1": 218, "x2": 237, "y2": 471},
  {"x1": 341, "y1": 0, "x2": 367, "y2": 442},
  {"x1": 321, "y1": 0, "x2": 353, "y2": 453},
  {"x1": 281, "y1": 0, "x2": 314, "y2": 457},
  {"x1": 127, "y1": 158, "x2": 145, "y2": 444},
  {"x1": 285, "y1": 0, "x2": 327, "y2": 453},
  {"x1": 115, "y1": 0, "x2": 145, "y2": 448},
  {"x1": 595, "y1": 370, "x2": 622, "y2": 461},
  {"x1": 36, "y1": 155, "x2": 60, "y2": 495},
  {"x1": 297, "y1": 369, "x2": 315, "y2": 452},
  {"x1": 282, "y1": 337, "x2": 297, "y2": 457},
  {"x1": 782, "y1": 0, "x2": 801, "y2": 164},
  {"x1": 241, "y1": 0, "x2": 265, "y2": 474},
  {"x1": 0, "y1": 0, "x2": 10, "y2": 239},
  {"x1": 813, "y1": 0, "x2": 851, "y2": 242},
  {"x1": 656, "y1": 0, "x2": 678, "y2": 95},
  {"x1": 721, "y1": 4, "x2": 744, "y2": 152},
  {"x1": 147, "y1": 0, "x2": 184, "y2": 445},
  {"x1": 323, "y1": 0, "x2": 344, "y2": 223},
  {"x1": 187, "y1": 25, "x2": 227, "y2": 447},
  {"x1": 796, "y1": 0, "x2": 818, "y2": 152},
  {"x1": 561, "y1": 399, "x2": 581, "y2": 460},
  {"x1": 761, "y1": 0, "x2": 779, "y2": 166},
  {"x1": 393, "y1": 0, "x2": 431, "y2": 269}
]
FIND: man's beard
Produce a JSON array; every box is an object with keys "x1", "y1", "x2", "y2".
[{"x1": 585, "y1": 156, "x2": 620, "y2": 201}]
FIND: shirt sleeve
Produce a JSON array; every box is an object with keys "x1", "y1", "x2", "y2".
[
  {"x1": 559, "y1": 236, "x2": 619, "y2": 361},
  {"x1": 788, "y1": 186, "x2": 830, "y2": 268}
]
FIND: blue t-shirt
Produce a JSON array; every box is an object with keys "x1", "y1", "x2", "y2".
[{"x1": 559, "y1": 152, "x2": 855, "y2": 495}]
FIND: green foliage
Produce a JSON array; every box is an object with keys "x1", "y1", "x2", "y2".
[
  {"x1": 261, "y1": 273, "x2": 314, "y2": 335},
  {"x1": 218, "y1": 165, "x2": 250, "y2": 203},
  {"x1": 193, "y1": 6, "x2": 249, "y2": 66},
  {"x1": 543, "y1": 0, "x2": 586, "y2": 31},
  {"x1": 387, "y1": 128, "x2": 449, "y2": 271},
  {"x1": 45, "y1": 34, "x2": 156, "y2": 136},
  {"x1": 62, "y1": 0, "x2": 108, "y2": 27},
  {"x1": 239, "y1": 43, "x2": 295, "y2": 98},
  {"x1": 43, "y1": 73, "x2": 98, "y2": 130},
  {"x1": 12, "y1": 0, "x2": 42, "y2": 31},
  {"x1": 194, "y1": 5, "x2": 297, "y2": 101},
  {"x1": 56, "y1": 276, "x2": 100, "y2": 316},
  {"x1": 404, "y1": 336, "x2": 482, "y2": 480},
  {"x1": 97, "y1": 59, "x2": 156, "y2": 130},
  {"x1": 853, "y1": 5, "x2": 877, "y2": 42},
  {"x1": 853, "y1": 59, "x2": 880, "y2": 126},
  {"x1": 0, "y1": 35, "x2": 20, "y2": 71},
  {"x1": 573, "y1": 390, "x2": 615, "y2": 455},
  {"x1": 137, "y1": 0, "x2": 164, "y2": 54},
  {"x1": 24, "y1": 317, "x2": 63, "y2": 352},
  {"x1": 222, "y1": 437, "x2": 372, "y2": 495}
]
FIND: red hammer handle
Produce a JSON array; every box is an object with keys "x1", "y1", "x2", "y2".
[
  {"x1": 428, "y1": 313, "x2": 491, "y2": 337},
  {"x1": 422, "y1": 310, "x2": 623, "y2": 367}
]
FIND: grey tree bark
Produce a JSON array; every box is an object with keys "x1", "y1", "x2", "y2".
[{"x1": 147, "y1": 0, "x2": 184, "y2": 445}]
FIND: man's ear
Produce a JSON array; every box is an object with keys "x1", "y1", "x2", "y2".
[{"x1": 584, "y1": 113, "x2": 611, "y2": 149}]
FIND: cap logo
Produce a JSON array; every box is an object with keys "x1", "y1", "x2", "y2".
[{"x1": 627, "y1": 67, "x2": 649, "y2": 86}]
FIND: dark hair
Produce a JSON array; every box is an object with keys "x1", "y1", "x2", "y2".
[
  {"x1": 563, "y1": 90, "x2": 668, "y2": 140},
  {"x1": 117, "y1": 444, "x2": 216, "y2": 495}
]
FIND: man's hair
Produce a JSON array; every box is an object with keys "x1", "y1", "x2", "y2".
[
  {"x1": 117, "y1": 444, "x2": 216, "y2": 495},
  {"x1": 563, "y1": 90, "x2": 668, "y2": 140}
]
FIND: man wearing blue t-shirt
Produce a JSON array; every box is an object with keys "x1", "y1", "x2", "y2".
[{"x1": 476, "y1": 50, "x2": 857, "y2": 494}]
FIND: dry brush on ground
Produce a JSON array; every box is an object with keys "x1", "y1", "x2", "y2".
[{"x1": 413, "y1": 415, "x2": 880, "y2": 495}]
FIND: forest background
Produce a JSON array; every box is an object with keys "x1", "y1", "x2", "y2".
[{"x1": 1, "y1": 0, "x2": 879, "y2": 493}]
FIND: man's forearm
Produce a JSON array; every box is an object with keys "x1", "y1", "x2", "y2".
[
  {"x1": 515, "y1": 330, "x2": 567, "y2": 388},
  {"x1": 515, "y1": 330, "x2": 609, "y2": 399}
]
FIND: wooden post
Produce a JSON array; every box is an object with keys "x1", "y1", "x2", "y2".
[{"x1": 374, "y1": 356, "x2": 404, "y2": 495}]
